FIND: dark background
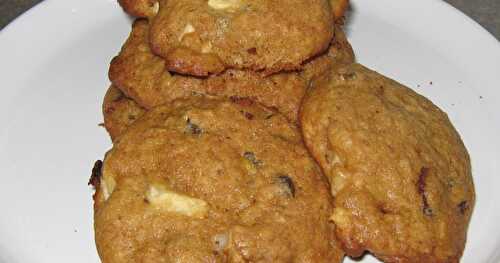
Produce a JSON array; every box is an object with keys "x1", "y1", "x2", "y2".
[{"x1": 1, "y1": 0, "x2": 499, "y2": 40}]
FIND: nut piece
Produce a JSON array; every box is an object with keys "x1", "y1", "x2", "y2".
[
  {"x1": 151, "y1": 1, "x2": 159, "y2": 15},
  {"x1": 330, "y1": 207, "x2": 349, "y2": 228},
  {"x1": 201, "y1": 42, "x2": 213, "y2": 53},
  {"x1": 207, "y1": 0, "x2": 242, "y2": 10},
  {"x1": 100, "y1": 174, "x2": 116, "y2": 201},
  {"x1": 146, "y1": 184, "x2": 209, "y2": 218},
  {"x1": 179, "y1": 23, "x2": 195, "y2": 41}
]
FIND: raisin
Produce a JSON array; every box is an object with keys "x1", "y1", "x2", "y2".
[
  {"x1": 186, "y1": 118, "x2": 202, "y2": 135},
  {"x1": 377, "y1": 85, "x2": 385, "y2": 95},
  {"x1": 88, "y1": 160, "x2": 103, "y2": 188},
  {"x1": 240, "y1": 111, "x2": 254, "y2": 120},
  {"x1": 417, "y1": 167, "x2": 433, "y2": 216},
  {"x1": 247, "y1": 48, "x2": 257, "y2": 54},
  {"x1": 230, "y1": 96, "x2": 254, "y2": 107},
  {"x1": 277, "y1": 175, "x2": 295, "y2": 198},
  {"x1": 243, "y1": 152, "x2": 262, "y2": 166}
]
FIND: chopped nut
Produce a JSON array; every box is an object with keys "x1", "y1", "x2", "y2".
[
  {"x1": 213, "y1": 233, "x2": 229, "y2": 251},
  {"x1": 330, "y1": 171, "x2": 347, "y2": 196},
  {"x1": 208, "y1": 0, "x2": 242, "y2": 10},
  {"x1": 146, "y1": 184, "x2": 208, "y2": 218},
  {"x1": 339, "y1": 72, "x2": 356, "y2": 81},
  {"x1": 330, "y1": 208, "x2": 349, "y2": 227},
  {"x1": 151, "y1": 1, "x2": 159, "y2": 15},
  {"x1": 242, "y1": 157, "x2": 257, "y2": 175},
  {"x1": 201, "y1": 42, "x2": 213, "y2": 53},
  {"x1": 101, "y1": 174, "x2": 116, "y2": 201},
  {"x1": 325, "y1": 150, "x2": 341, "y2": 166},
  {"x1": 179, "y1": 23, "x2": 195, "y2": 41}
]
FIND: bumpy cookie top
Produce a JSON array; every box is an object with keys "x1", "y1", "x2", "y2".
[
  {"x1": 148, "y1": 0, "x2": 335, "y2": 75},
  {"x1": 109, "y1": 20, "x2": 354, "y2": 123},
  {"x1": 94, "y1": 96, "x2": 344, "y2": 263},
  {"x1": 300, "y1": 64, "x2": 475, "y2": 262},
  {"x1": 102, "y1": 19, "x2": 355, "y2": 141},
  {"x1": 118, "y1": 0, "x2": 348, "y2": 20}
]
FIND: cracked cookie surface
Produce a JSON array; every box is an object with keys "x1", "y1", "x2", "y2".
[
  {"x1": 94, "y1": 96, "x2": 344, "y2": 263},
  {"x1": 300, "y1": 63, "x2": 475, "y2": 263}
]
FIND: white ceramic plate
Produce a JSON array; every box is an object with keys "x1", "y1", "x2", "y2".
[{"x1": 0, "y1": 0, "x2": 498, "y2": 262}]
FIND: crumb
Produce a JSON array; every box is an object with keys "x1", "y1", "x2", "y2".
[{"x1": 429, "y1": 81, "x2": 433, "y2": 85}]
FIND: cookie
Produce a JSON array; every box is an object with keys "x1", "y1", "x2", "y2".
[
  {"x1": 93, "y1": 96, "x2": 344, "y2": 263},
  {"x1": 301, "y1": 22, "x2": 355, "y2": 81},
  {"x1": 330, "y1": 0, "x2": 349, "y2": 20},
  {"x1": 117, "y1": 0, "x2": 158, "y2": 17},
  {"x1": 299, "y1": 64, "x2": 475, "y2": 262},
  {"x1": 109, "y1": 19, "x2": 354, "y2": 123},
  {"x1": 102, "y1": 86, "x2": 145, "y2": 142},
  {"x1": 148, "y1": 0, "x2": 336, "y2": 76},
  {"x1": 118, "y1": 0, "x2": 349, "y2": 20}
]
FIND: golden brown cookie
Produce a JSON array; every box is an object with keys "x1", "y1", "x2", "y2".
[
  {"x1": 118, "y1": 0, "x2": 349, "y2": 20},
  {"x1": 103, "y1": 22, "x2": 355, "y2": 141},
  {"x1": 117, "y1": 0, "x2": 158, "y2": 18},
  {"x1": 302, "y1": 23, "x2": 355, "y2": 81},
  {"x1": 109, "y1": 19, "x2": 354, "y2": 123},
  {"x1": 102, "y1": 86, "x2": 145, "y2": 142},
  {"x1": 148, "y1": 0, "x2": 336, "y2": 76},
  {"x1": 93, "y1": 96, "x2": 344, "y2": 263},
  {"x1": 299, "y1": 63, "x2": 475, "y2": 263},
  {"x1": 330, "y1": 0, "x2": 349, "y2": 20}
]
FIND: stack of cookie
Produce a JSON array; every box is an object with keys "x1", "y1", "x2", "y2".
[{"x1": 90, "y1": 0, "x2": 475, "y2": 262}]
